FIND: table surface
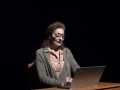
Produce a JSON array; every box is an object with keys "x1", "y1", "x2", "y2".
[{"x1": 32, "y1": 82, "x2": 120, "y2": 90}]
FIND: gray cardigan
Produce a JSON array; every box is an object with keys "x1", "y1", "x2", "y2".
[{"x1": 35, "y1": 47, "x2": 80, "y2": 87}]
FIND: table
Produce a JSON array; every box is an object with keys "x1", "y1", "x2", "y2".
[{"x1": 32, "y1": 82, "x2": 120, "y2": 90}]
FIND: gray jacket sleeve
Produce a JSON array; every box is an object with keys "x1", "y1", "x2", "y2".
[
  {"x1": 67, "y1": 48, "x2": 80, "y2": 74},
  {"x1": 35, "y1": 50, "x2": 62, "y2": 87}
]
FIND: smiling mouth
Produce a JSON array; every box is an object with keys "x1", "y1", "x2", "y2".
[{"x1": 56, "y1": 40, "x2": 62, "y2": 43}]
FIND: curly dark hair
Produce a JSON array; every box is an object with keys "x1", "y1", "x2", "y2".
[{"x1": 41, "y1": 21, "x2": 66, "y2": 50}]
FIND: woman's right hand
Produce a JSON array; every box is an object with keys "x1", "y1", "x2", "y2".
[{"x1": 62, "y1": 77, "x2": 73, "y2": 86}]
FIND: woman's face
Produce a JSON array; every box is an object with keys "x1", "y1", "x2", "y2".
[{"x1": 50, "y1": 28, "x2": 65, "y2": 48}]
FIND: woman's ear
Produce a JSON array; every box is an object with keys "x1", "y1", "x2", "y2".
[
  {"x1": 49, "y1": 35, "x2": 54, "y2": 41},
  {"x1": 49, "y1": 35, "x2": 53, "y2": 41}
]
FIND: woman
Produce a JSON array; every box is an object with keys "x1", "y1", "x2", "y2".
[{"x1": 35, "y1": 21, "x2": 80, "y2": 87}]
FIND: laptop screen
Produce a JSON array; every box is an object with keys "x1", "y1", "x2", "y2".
[{"x1": 70, "y1": 65, "x2": 106, "y2": 88}]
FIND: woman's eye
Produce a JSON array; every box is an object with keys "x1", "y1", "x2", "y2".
[{"x1": 55, "y1": 34, "x2": 60, "y2": 37}]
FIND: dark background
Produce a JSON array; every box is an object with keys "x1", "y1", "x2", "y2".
[{"x1": 0, "y1": 0, "x2": 119, "y2": 90}]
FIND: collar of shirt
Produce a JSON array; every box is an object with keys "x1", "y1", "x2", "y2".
[{"x1": 43, "y1": 47, "x2": 66, "y2": 55}]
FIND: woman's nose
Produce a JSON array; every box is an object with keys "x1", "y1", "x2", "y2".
[{"x1": 59, "y1": 36, "x2": 63, "y2": 39}]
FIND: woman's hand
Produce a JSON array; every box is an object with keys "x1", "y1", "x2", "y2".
[{"x1": 62, "y1": 77, "x2": 73, "y2": 86}]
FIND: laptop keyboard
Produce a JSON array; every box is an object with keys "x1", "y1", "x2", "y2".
[{"x1": 57, "y1": 84, "x2": 71, "y2": 89}]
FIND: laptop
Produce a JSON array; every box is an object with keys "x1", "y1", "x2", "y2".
[{"x1": 57, "y1": 65, "x2": 106, "y2": 89}]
